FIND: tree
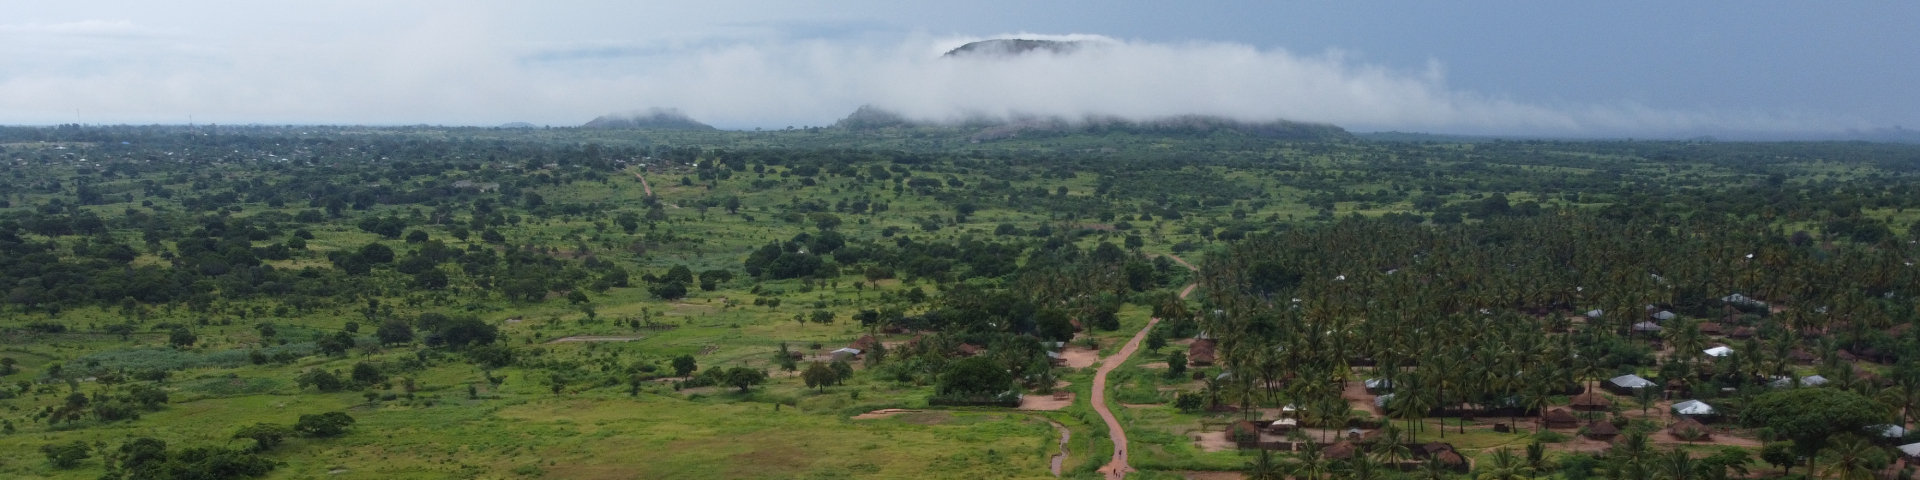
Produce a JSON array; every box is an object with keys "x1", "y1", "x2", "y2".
[
  {"x1": 939, "y1": 356, "x2": 1012, "y2": 397},
  {"x1": 376, "y1": 320, "x2": 413, "y2": 345},
  {"x1": 720, "y1": 367, "x2": 766, "y2": 393},
  {"x1": 1035, "y1": 309, "x2": 1075, "y2": 342},
  {"x1": 169, "y1": 327, "x2": 197, "y2": 348},
  {"x1": 1477, "y1": 447, "x2": 1532, "y2": 480},
  {"x1": 1759, "y1": 442, "x2": 1795, "y2": 476},
  {"x1": 296, "y1": 369, "x2": 345, "y2": 392},
  {"x1": 1145, "y1": 327, "x2": 1167, "y2": 353},
  {"x1": 803, "y1": 362, "x2": 836, "y2": 391},
  {"x1": 1818, "y1": 435, "x2": 1886, "y2": 480},
  {"x1": 350, "y1": 362, "x2": 383, "y2": 385},
  {"x1": 0, "y1": 356, "x2": 15, "y2": 375},
  {"x1": 41, "y1": 440, "x2": 90, "y2": 469},
  {"x1": 233, "y1": 423, "x2": 294, "y2": 451},
  {"x1": 650, "y1": 281, "x2": 687, "y2": 300},
  {"x1": 1744, "y1": 388, "x2": 1886, "y2": 467},
  {"x1": 671, "y1": 355, "x2": 697, "y2": 377},
  {"x1": 1166, "y1": 351, "x2": 1187, "y2": 378},
  {"x1": 294, "y1": 411, "x2": 355, "y2": 437},
  {"x1": 1245, "y1": 450, "x2": 1286, "y2": 480}
]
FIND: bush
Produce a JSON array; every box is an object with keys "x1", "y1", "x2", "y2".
[{"x1": 294, "y1": 411, "x2": 355, "y2": 437}]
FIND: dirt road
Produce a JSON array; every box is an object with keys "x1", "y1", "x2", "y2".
[
  {"x1": 630, "y1": 169, "x2": 653, "y2": 196},
  {"x1": 1094, "y1": 255, "x2": 1196, "y2": 480}
]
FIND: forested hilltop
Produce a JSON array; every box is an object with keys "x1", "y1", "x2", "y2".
[{"x1": 0, "y1": 123, "x2": 1917, "y2": 479}]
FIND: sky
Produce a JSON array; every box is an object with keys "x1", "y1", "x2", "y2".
[{"x1": 1, "y1": 1, "x2": 1915, "y2": 137}]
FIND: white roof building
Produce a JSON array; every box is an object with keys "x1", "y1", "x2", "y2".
[
  {"x1": 1651, "y1": 311, "x2": 1677, "y2": 321},
  {"x1": 1632, "y1": 322, "x2": 1664, "y2": 332},
  {"x1": 1672, "y1": 400, "x2": 1715, "y2": 416},
  {"x1": 1703, "y1": 346, "x2": 1734, "y2": 357},
  {"x1": 1900, "y1": 442, "x2": 1920, "y2": 458},
  {"x1": 1769, "y1": 375, "x2": 1831, "y2": 388},
  {"x1": 1875, "y1": 424, "x2": 1908, "y2": 439},
  {"x1": 1610, "y1": 374, "x2": 1657, "y2": 389}
]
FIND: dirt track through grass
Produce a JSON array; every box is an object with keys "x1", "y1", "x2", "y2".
[{"x1": 1094, "y1": 255, "x2": 1196, "y2": 479}]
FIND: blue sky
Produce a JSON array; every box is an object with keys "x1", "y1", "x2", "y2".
[{"x1": 1, "y1": 1, "x2": 1914, "y2": 136}]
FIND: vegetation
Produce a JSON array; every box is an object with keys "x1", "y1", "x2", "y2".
[{"x1": 0, "y1": 122, "x2": 1918, "y2": 478}]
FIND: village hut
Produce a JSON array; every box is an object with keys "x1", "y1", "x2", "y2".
[
  {"x1": 1671, "y1": 400, "x2": 1715, "y2": 420},
  {"x1": 850, "y1": 335, "x2": 878, "y2": 351},
  {"x1": 1605, "y1": 374, "x2": 1658, "y2": 395},
  {"x1": 1584, "y1": 420, "x2": 1620, "y2": 441},
  {"x1": 1570, "y1": 392, "x2": 1612, "y2": 411},
  {"x1": 1543, "y1": 408, "x2": 1580, "y2": 429},
  {"x1": 1727, "y1": 327, "x2": 1755, "y2": 339},
  {"x1": 956, "y1": 344, "x2": 985, "y2": 357},
  {"x1": 1188, "y1": 339, "x2": 1218, "y2": 366},
  {"x1": 1698, "y1": 322, "x2": 1724, "y2": 335},
  {"x1": 1667, "y1": 417, "x2": 1712, "y2": 441},
  {"x1": 1324, "y1": 441, "x2": 1357, "y2": 460}
]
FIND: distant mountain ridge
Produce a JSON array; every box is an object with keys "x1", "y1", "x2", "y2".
[
  {"x1": 943, "y1": 39, "x2": 1090, "y2": 58},
  {"x1": 582, "y1": 108, "x2": 715, "y2": 130},
  {"x1": 833, "y1": 106, "x2": 1351, "y2": 142}
]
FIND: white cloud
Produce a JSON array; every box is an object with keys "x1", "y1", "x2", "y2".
[{"x1": 0, "y1": 19, "x2": 1861, "y2": 135}]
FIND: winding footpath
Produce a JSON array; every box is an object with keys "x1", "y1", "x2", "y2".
[
  {"x1": 630, "y1": 168, "x2": 654, "y2": 196},
  {"x1": 1093, "y1": 255, "x2": 1197, "y2": 480}
]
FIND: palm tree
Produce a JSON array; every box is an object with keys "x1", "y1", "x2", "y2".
[
  {"x1": 1342, "y1": 453, "x2": 1389, "y2": 480},
  {"x1": 1290, "y1": 441, "x2": 1331, "y2": 480},
  {"x1": 1476, "y1": 448, "x2": 1533, "y2": 480},
  {"x1": 1372, "y1": 424, "x2": 1413, "y2": 467},
  {"x1": 1244, "y1": 450, "x2": 1287, "y2": 480},
  {"x1": 1417, "y1": 455, "x2": 1454, "y2": 480},
  {"x1": 1817, "y1": 435, "x2": 1882, "y2": 480},
  {"x1": 1653, "y1": 447, "x2": 1699, "y2": 480}
]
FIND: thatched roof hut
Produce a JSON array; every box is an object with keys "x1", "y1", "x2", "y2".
[
  {"x1": 1188, "y1": 339, "x2": 1218, "y2": 366},
  {"x1": 1543, "y1": 408, "x2": 1580, "y2": 429},
  {"x1": 1668, "y1": 418, "x2": 1712, "y2": 441},
  {"x1": 1324, "y1": 441, "x2": 1357, "y2": 460},
  {"x1": 1570, "y1": 392, "x2": 1611, "y2": 411},
  {"x1": 1585, "y1": 420, "x2": 1620, "y2": 440}
]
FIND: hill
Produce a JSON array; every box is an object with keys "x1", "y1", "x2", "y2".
[
  {"x1": 582, "y1": 108, "x2": 716, "y2": 130},
  {"x1": 942, "y1": 39, "x2": 1089, "y2": 57},
  {"x1": 833, "y1": 106, "x2": 1351, "y2": 142}
]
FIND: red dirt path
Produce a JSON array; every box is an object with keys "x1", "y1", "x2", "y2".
[{"x1": 1094, "y1": 255, "x2": 1196, "y2": 479}]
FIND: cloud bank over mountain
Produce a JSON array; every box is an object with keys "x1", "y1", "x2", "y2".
[{"x1": 0, "y1": 18, "x2": 1867, "y2": 137}]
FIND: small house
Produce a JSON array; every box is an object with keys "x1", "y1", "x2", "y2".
[
  {"x1": 1671, "y1": 400, "x2": 1715, "y2": 419},
  {"x1": 829, "y1": 348, "x2": 862, "y2": 361},
  {"x1": 1606, "y1": 374, "x2": 1658, "y2": 395},
  {"x1": 956, "y1": 343, "x2": 985, "y2": 357},
  {"x1": 1668, "y1": 417, "x2": 1712, "y2": 441},
  {"x1": 1267, "y1": 418, "x2": 1298, "y2": 434},
  {"x1": 1570, "y1": 392, "x2": 1612, "y2": 411},
  {"x1": 1584, "y1": 420, "x2": 1619, "y2": 441},
  {"x1": 1045, "y1": 351, "x2": 1066, "y2": 367},
  {"x1": 1769, "y1": 375, "x2": 1827, "y2": 389},
  {"x1": 1698, "y1": 322, "x2": 1723, "y2": 335},
  {"x1": 1899, "y1": 442, "x2": 1920, "y2": 460},
  {"x1": 1650, "y1": 310, "x2": 1677, "y2": 321},
  {"x1": 1874, "y1": 424, "x2": 1907, "y2": 440},
  {"x1": 1188, "y1": 339, "x2": 1218, "y2": 366},
  {"x1": 1632, "y1": 321, "x2": 1664, "y2": 333},
  {"x1": 1703, "y1": 346, "x2": 1733, "y2": 357},
  {"x1": 1727, "y1": 327, "x2": 1755, "y2": 339},
  {"x1": 850, "y1": 335, "x2": 878, "y2": 351},
  {"x1": 1543, "y1": 408, "x2": 1580, "y2": 429},
  {"x1": 1364, "y1": 378, "x2": 1394, "y2": 394},
  {"x1": 1324, "y1": 441, "x2": 1357, "y2": 460}
]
